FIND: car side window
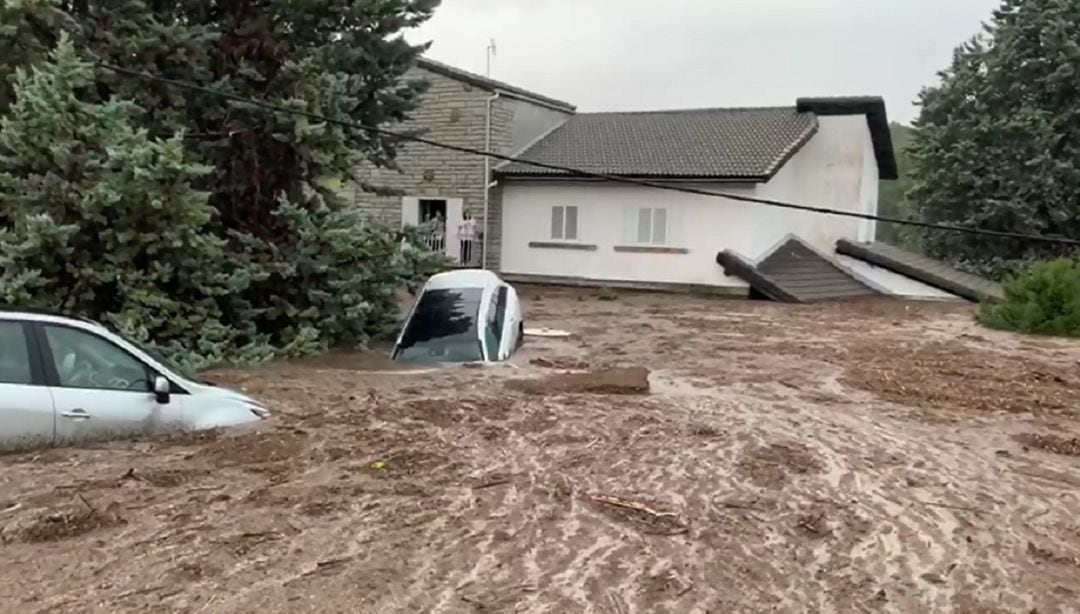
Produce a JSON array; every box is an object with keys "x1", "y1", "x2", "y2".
[
  {"x1": 0, "y1": 321, "x2": 33, "y2": 385},
  {"x1": 43, "y1": 325, "x2": 152, "y2": 392}
]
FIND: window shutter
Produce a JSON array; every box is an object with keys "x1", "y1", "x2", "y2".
[
  {"x1": 565, "y1": 206, "x2": 578, "y2": 240},
  {"x1": 622, "y1": 206, "x2": 637, "y2": 244},
  {"x1": 652, "y1": 208, "x2": 668, "y2": 244},
  {"x1": 637, "y1": 207, "x2": 652, "y2": 244},
  {"x1": 667, "y1": 206, "x2": 683, "y2": 247},
  {"x1": 551, "y1": 206, "x2": 564, "y2": 240},
  {"x1": 401, "y1": 197, "x2": 420, "y2": 228}
]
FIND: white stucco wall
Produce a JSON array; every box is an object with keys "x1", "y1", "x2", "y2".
[
  {"x1": 500, "y1": 181, "x2": 754, "y2": 288},
  {"x1": 749, "y1": 115, "x2": 877, "y2": 256},
  {"x1": 504, "y1": 98, "x2": 573, "y2": 155},
  {"x1": 857, "y1": 121, "x2": 880, "y2": 242},
  {"x1": 499, "y1": 114, "x2": 881, "y2": 290}
]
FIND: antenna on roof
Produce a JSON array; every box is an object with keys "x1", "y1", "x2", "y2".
[{"x1": 486, "y1": 39, "x2": 497, "y2": 78}]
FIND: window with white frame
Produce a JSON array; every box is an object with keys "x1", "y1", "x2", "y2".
[
  {"x1": 550, "y1": 205, "x2": 578, "y2": 241},
  {"x1": 635, "y1": 207, "x2": 668, "y2": 245}
]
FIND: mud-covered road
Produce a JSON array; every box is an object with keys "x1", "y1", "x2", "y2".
[{"x1": 3, "y1": 290, "x2": 1080, "y2": 613}]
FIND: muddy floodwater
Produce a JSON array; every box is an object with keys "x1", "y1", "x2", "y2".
[{"x1": 2, "y1": 289, "x2": 1080, "y2": 613}]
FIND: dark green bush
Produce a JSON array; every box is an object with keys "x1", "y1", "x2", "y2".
[
  {"x1": 979, "y1": 258, "x2": 1080, "y2": 336},
  {"x1": 596, "y1": 287, "x2": 619, "y2": 301}
]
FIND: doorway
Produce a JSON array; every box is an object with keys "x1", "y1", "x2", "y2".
[
  {"x1": 420, "y1": 199, "x2": 447, "y2": 225},
  {"x1": 401, "y1": 196, "x2": 464, "y2": 264},
  {"x1": 419, "y1": 199, "x2": 448, "y2": 253}
]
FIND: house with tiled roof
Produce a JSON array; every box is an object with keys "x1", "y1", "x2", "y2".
[
  {"x1": 355, "y1": 58, "x2": 1000, "y2": 303},
  {"x1": 497, "y1": 97, "x2": 912, "y2": 297}
]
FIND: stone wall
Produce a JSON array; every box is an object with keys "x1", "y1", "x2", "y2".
[{"x1": 348, "y1": 66, "x2": 518, "y2": 270}]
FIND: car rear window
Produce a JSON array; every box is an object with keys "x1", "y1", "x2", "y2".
[{"x1": 396, "y1": 288, "x2": 484, "y2": 362}]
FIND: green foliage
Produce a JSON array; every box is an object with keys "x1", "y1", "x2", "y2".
[
  {"x1": 23, "y1": 0, "x2": 440, "y2": 240},
  {"x1": 596, "y1": 287, "x2": 619, "y2": 301},
  {"x1": 0, "y1": 0, "x2": 444, "y2": 368},
  {"x1": 908, "y1": 0, "x2": 1080, "y2": 279},
  {"x1": 0, "y1": 0, "x2": 71, "y2": 111},
  {"x1": 0, "y1": 38, "x2": 245, "y2": 368},
  {"x1": 980, "y1": 258, "x2": 1080, "y2": 336},
  {"x1": 225, "y1": 202, "x2": 448, "y2": 359}
]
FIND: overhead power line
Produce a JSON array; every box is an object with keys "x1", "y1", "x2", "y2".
[{"x1": 82, "y1": 60, "x2": 1080, "y2": 248}]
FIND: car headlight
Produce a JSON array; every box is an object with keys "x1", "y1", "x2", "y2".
[{"x1": 247, "y1": 404, "x2": 271, "y2": 419}]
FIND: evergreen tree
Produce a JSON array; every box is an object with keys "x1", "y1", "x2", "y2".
[
  {"x1": 0, "y1": 1, "x2": 446, "y2": 366},
  {"x1": 0, "y1": 0, "x2": 71, "y2": 111},
  {"x1": 908, "y1": 0, "x2": 1080, "y2": 278},
  {"x1": 876, "y1": 123, "x2": 920, "y2": 249},
  {"x1": 0, "y1": 37, "x2": 246, "y2": 366}
]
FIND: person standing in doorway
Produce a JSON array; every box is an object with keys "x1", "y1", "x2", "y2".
[
  {"x1": 459, "y1": 212, "x2": 478, "y2": 266},
  {"x1": 433, "y1": 211, "x2": 446, "y2": 252}
]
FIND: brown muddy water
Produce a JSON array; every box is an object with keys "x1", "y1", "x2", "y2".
[{"x1": 2, "y1": 289, "x2": 1080, "y2": 613}]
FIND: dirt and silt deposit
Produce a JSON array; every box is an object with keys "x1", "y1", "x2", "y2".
[{"x1": 3, "y1": 289, "x2": 1080, "y2": 612}]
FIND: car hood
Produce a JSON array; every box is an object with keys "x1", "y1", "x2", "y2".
[{"x1": 186, "y1": 380, "x2": 261, "y2": 405}]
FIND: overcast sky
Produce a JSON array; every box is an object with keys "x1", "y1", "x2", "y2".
[{"x1": 407, "y1": 0, "x2": 1001, "y2": 124}]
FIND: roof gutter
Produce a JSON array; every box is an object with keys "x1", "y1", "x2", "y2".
[{"x1": 492, "y1": 173, "x2": 770, "y2": 184}]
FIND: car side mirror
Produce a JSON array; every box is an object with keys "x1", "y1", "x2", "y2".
[{"x1": 153, "y1": 375, "x2": 171, "y2": 404}]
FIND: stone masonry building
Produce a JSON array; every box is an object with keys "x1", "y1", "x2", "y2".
[{"x1": 350, "y1": 58, "x2": 575, "y2": 271}]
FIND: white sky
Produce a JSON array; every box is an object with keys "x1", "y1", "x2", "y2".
[{"x1": 406, "y1": 0, "x2": 1001, "y2": 124}]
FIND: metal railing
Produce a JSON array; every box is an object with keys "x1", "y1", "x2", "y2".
[
  {"x1": 421, "y1": 231, "x2": 446, "y2": 254},
  {"x1": 420, "y1": 230, "x2": 483, "y2": 268}
]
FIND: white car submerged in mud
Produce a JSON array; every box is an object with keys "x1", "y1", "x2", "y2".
[
  {"x1": 0, "y1": 309, "x2": 269, "y2": 447},
  {"x1": 392, "y1": 270, "x2": 524, "y2": 364}
]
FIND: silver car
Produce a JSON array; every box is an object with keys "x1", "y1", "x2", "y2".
[
  {"x1": 0, "y1": 308, "x2": 269, "y2": 447},
  {"x1": 392, "y1": 270, "x2": 524, "y2": 364}
]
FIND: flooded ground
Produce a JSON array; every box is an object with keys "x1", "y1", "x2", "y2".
[{"x1": 2, "y1": 289, "x2": 1080, "y2": 613}]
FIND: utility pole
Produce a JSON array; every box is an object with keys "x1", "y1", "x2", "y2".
[{"x1": 486, "y1": 39, "x2": 497, "y2": 77}]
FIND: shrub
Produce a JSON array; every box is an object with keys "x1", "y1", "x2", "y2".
[
  {"x1": 979, "y1": 258, "x2": 1080, "y2": 337},
  {"x1": 597, "y1": 287, "x2": 619, "y2": 302}
]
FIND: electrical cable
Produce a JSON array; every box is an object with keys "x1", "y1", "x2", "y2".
[{"x1": 41, "y1": 58, "x2": 1080, "y2": 248}]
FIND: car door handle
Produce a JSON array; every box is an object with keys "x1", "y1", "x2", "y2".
[{"x1": 60, "y1": 409, "x2": 91, "y2": 421}]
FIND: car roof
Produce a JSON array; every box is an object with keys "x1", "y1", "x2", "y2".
[
  {"x1": 424, "y1": 269, "x2": 502, "y2": 291},
  {"x1": 0, "y1": 307, "x2": 103, "y2": 328}
]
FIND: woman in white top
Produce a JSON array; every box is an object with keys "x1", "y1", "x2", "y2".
[{"x1": 459, "y1": 213, "x2": 478, "y2": 266}]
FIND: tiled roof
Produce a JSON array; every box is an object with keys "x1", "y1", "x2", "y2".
[
  {"x1": 416, "y1": 58, "x2": 576, "y2": 113},
  {"x1": 498, "y1": 107, "x2": 819, "y2": 180}
]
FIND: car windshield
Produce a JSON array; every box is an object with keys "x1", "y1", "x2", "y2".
[{"x1": 395, "y1": 287, "x2": 484, "y2": 364}]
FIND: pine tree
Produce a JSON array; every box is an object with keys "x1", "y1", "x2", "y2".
[
  {"x1": 0, "y1": 36, "x2": 246, "y2": 367},
  {"x1": 0, "y1": 0, "x2": 70, "y2": 111},
  {"x1": 25, "y1": 0, "x2": 439, "y2": 238},
  {"x1": 908, "y1": 0, "x2": 1080, "y2": 277},
  {"x1": 0, "y1": 1, "x2": 446, "y2": 365}
]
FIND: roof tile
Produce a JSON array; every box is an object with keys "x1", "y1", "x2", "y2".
[{"x1": 500, "y1": 107, "x2": 818, "y2": 180}]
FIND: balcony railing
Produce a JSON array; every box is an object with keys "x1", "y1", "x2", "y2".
[{"x1": 420, "y1": 230, "x2": 483, "y2": 268}]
